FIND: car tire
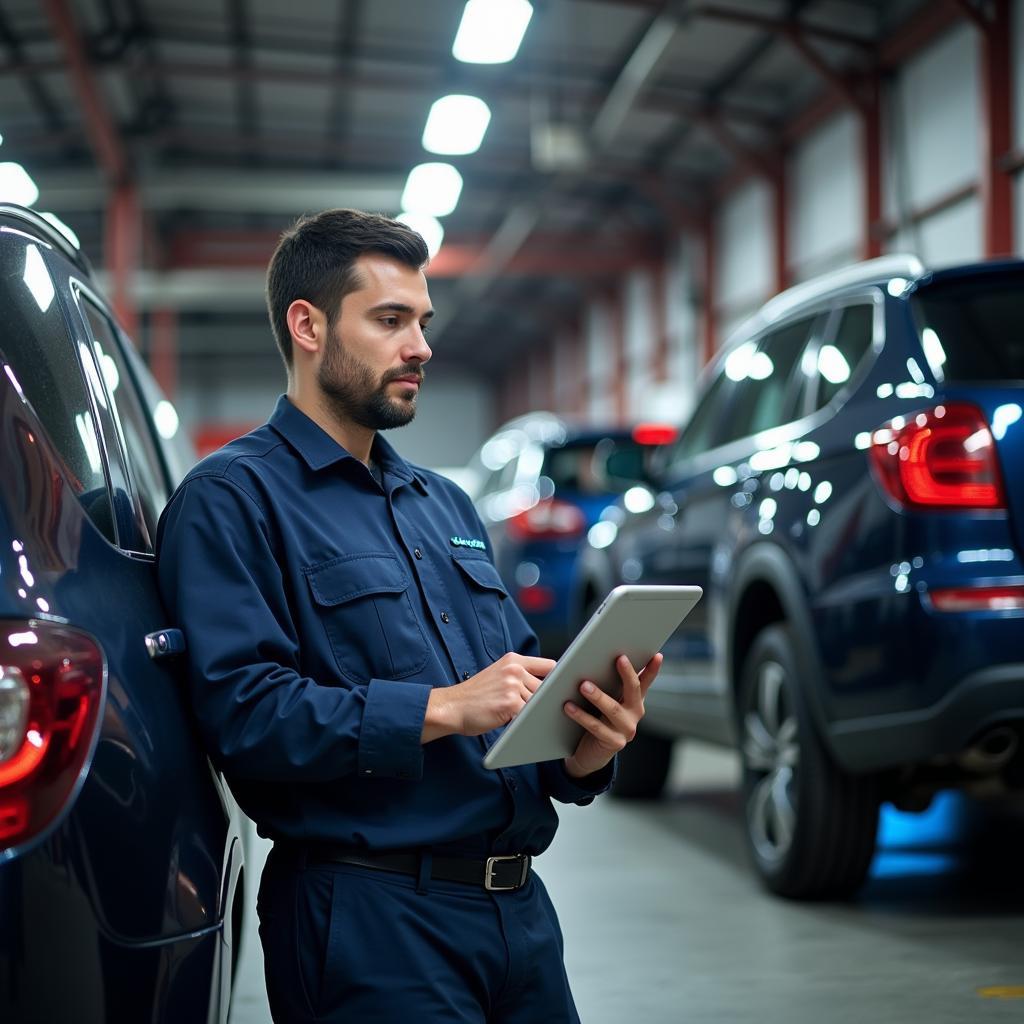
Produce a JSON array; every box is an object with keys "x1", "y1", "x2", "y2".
[
  {"x1": 738, "y1": 624, "x2": 879, "y2": 899},
  {"x1": 611, "y1": 727, "x2": 674, "y2": 799}
]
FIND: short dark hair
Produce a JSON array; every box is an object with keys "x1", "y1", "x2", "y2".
[{"x1": 266, "y1": 209, "x2": 429, "y2": 368}]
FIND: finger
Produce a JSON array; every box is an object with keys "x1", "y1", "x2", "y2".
[
  {"x1": 523, "y1": 673, "x2": 543, "y2": 694},
  {"x1": 638, "y1": 652, "x2": 664, "y2": 697},
  {"x1": 564, "y1": 701, "x2": 629, "y2": 750},
  {"x1": 615, "y1": 655, "x2": 644, "y2": 706},
  {"x1": 515, "y1": 655, "x2": 558, "y2": 676},
  {"x1": 578, "y1": 680, "x2": 628, "y2": 724}
]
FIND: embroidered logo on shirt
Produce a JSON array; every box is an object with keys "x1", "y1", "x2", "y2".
[{"x1": 450, "y1": 536, "x2": 486, "y2": 550}]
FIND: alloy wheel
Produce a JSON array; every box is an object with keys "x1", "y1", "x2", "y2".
[{"x1": 742, "y1": 658, "x2": 800, "y2": 867}]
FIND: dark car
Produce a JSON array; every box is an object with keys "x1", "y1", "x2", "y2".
[
  {"x1": 469, "y1": 412, "x2": 675, "y2": 655},
  {"x1": 576, "y1": 254, "x2": 1024, "y2": 899},
  {"x1": 0, "y1": 205, "x2": 246, "y2": 1023}
]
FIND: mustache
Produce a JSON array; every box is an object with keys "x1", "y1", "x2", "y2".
[{"x1": 381, "y1": 364, "x2": 426, "y2": 385}]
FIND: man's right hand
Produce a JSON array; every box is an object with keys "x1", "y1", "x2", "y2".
[{"x1": 421, "y1": 653, "x2": 556, "y2": 743}]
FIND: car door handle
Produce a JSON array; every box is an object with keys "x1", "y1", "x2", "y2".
[{"x1": 144, "y1": 628, "x2": 187, "y2": 660}]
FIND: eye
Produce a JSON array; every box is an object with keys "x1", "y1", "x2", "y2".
[
  {"x1": 420, "y1": 323, "x2": 432, "y2": 335},
  {"x1": 380, "y1": 316, "x2": 400, "y2": 328}
]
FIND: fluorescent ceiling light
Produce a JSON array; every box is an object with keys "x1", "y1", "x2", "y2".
[
  {"x1": 422, "y1": 95, "x2": 492, "y2": 155},
  {"x1": 453, "y1": 0, "x2": 533, "y2": 64},
  {"x1": 401, "y1": 163, "x2": 463, "y2": 218},
  {"x1": 396, "y1": 212, "x2": 445, "y2": 258},
  {"x1": 0, "y1": 162, "x2": 39, "y2": 206},
  {"x1": 40, "y1": 212, "x2": 80, "y2": 249}
]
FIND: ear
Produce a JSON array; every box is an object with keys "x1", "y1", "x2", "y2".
[{"x1": 286, "y1": 299, "x2": 326, "y2": 359}]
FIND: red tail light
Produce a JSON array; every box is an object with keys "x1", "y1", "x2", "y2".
[
  {"x1": 632, "y1": 423, "x2": 678, "y2": 446},
  {"x1": 0, "y1": 621, "x2": 105, "y2": 853},
  {"x1": 507, "y1": 499, "x2": 586, "y2": 541},
  {"x1": 518, "y1": 584, "x2": 556, "y2": 613},
  {"x1": 869, "y1": 403, "x2": 1006, "y2": 510},
  {"x1": 930, "y1": 586, "x2": 1024, "y2": 612}
]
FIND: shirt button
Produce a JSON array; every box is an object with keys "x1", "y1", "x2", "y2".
[
  {"x1": 414, "y1": 548, "x2": 423, "y2": 559},
  {"x1": 440, "y1": 611, "x2": 450, "y2": 623},
  {"x1": 462, "y1": 671, "x2": 471, "y2": 680}
]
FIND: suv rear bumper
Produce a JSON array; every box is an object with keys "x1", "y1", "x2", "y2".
[{"x1": 828, "y1": 663, "x2": 1024, "y2": 772}]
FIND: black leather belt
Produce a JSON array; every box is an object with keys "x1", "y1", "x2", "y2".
[{"x1": 294, "y1": 846, "x2": 533, "y2": 892}]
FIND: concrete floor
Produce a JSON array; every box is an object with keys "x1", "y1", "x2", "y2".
[{"x1": 229, "y1": 742, "x2": 1024, "y2": 1024}]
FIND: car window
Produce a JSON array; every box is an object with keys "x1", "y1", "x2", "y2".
[
  {"x1": 911, "y1": 274, "x2": 1024, "y2": 381},
  {"x1": 720, "y1": 317, "x2": 816, "y2": 445},
  {"x1": 544, "y1": 438, "x2": 646, "y2": 495},
  {"x1": 667, "y1": 369, "x2": 735, "y2": 466},
  {"x1": 813, "y1": 304, "x2": 874, "y2": 410},
  {"x1": 0, "y1": 230, "x2": 117, "y2": 544},
  {"x1": 79, "y1": 296, "x2": 169, "y2": 541}
]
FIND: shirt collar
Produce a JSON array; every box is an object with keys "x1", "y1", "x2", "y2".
[{"x1": 268, "y1": 394, "x2": 422, "y2": 487}]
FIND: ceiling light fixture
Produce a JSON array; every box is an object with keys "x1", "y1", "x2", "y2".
[
  {"x1": 422, "y1": 95, "x2": 492, "y2": 156},
  {"x1": 397, "y1": 212, "x2": 445, "y2": 258},
  {"x1": 0, "y1": 163, "x2": 39, "y2": 206},
  {"x1": 452, "y1": 0, "x2": 533, "y2": 64},
  {"x1": 401, "y1": 163, "x2": 463, "y2": 218}
]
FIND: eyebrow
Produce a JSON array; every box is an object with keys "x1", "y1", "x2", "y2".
[{"x1": 366, "y1": 302, "x2": 434, "y2": 320}]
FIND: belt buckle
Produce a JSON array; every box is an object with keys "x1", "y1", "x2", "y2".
[{"x1": 484, "y1": 855, "x2": 530, "y2": 892}]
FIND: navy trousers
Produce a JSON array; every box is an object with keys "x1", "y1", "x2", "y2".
[{"x1": 257, "y1": 847, "x2": 582, "y2": 1023}]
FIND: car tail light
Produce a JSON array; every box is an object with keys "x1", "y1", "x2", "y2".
[
  {"x1": 507, "y1": 499, "x2": 586, "y2": 541},
  {"x1": 0, "y1": 621, "x2": 105, "y2": 854},
  {"x1": 869, "y1": 403, "x2": 1006, "y2": 510},
  {"x1": 518, "y1": 584, "x2": 556, "y2": 613},
  {"x1": 632, "y1": 423, "x2": 678, "y2": 446},
  {"x1": 930, "y1": 585, "x2": 1024, "y2": 612}
]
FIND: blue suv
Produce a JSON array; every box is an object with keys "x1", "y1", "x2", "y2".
[
  {"x1": 469, "y1": 412, "x2": 675, "y2": 655},
  {"x1": 576, "y1": 255, "x2": 1024, "y2": 899},
  {"x1": 0, "y1": 206, "x2": 247, "y2": 1022}
]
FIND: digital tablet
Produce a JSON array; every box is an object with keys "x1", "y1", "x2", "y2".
[{"x1": 482, "y1": 585, "x2": 702, "y2": 770}]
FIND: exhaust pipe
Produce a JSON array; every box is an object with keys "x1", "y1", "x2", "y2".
[{"x1": 957, "y1": 727, "x2": 1019, "y2": 773}]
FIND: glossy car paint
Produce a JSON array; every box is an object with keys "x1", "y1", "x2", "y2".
[
  {"x1": 580, "y1": 260, "x2": 1024, "y2": 773},
  {"x1": 0, "y1": 208, "x2": 243, "y2": 1023}
]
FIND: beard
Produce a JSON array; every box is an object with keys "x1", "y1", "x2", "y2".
[{"x1": 317, "y1": 335, "x2": 424, "y2": 431}]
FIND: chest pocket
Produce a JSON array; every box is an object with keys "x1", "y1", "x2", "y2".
[
  {"x1": 304, "y1": 553, "x2": 428, "y2": 685},
  {"x1": 452, "y1": 551, "x2": 512, "y2": 663}
]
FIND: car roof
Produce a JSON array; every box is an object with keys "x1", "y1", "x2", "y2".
[{"x1": 0, "y1": 204, "x2": 92, "y2": 276}]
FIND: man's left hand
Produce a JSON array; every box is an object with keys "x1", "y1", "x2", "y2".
[{"x1": 562, "y1": 652, "x2": 663, "y2": 780}]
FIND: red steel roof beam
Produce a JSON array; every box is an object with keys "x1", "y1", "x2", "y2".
[{"x1": 975, "y1": 0, "x2": 1014, "y2": 255}]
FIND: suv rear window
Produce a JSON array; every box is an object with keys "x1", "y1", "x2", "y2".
[
  {"x1": 912, "y1": 276, "x2": 1024, "y2": 381},
  {"x1": 544, "y1": 438, "x2": 648, "y2": 494}
]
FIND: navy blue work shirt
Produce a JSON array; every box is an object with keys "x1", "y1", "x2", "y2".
[{"x1": 156, "y1": 396, "x2": 612, "y2": 857}]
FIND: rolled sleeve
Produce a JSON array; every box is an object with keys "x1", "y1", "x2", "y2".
[
  {"x1": 358, "y1": 679, "x2": 432, "y2": 781},
  {"x1": 540, "y1": 756, "x2": 617, "y2": 806}
]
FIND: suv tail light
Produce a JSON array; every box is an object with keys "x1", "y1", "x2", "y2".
[
  {"x1": 0, "y1": 621, "x2": 105, "y2": 854},
  {"x1": 930, "y1": 586, "x2": 1024, "y2": 612},
  {"x1": 869, "y1": 403, "x2": 1006, "y2": 510},
  {"x1": 632, "y1": 423, "x2": 678, "y2": 446},
  {"x1": 507, "y1": 499, "x2": 586, "y2": 541}
]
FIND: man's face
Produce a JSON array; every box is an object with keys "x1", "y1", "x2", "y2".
[{"x1": 316, "y1": 253, "x2": 434, "y2": 431}]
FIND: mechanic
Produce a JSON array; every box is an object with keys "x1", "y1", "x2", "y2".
[{"x1": 156, "y1": 208, "x2": 662, "y2": 1024}]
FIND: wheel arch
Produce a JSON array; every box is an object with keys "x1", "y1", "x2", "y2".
[{"x1": 727, "y1": 543, "x2": 839, "y2": 762}]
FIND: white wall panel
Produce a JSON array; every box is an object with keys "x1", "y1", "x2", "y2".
[
  {"x1": 889, "y1": 195, "x2": 983, "y2": 264},
  {"x1": 624, "y1": 269, "x2": 654, "y2": 418},
  {"x1": 788, "y1": 110, "x2": 862, "y2": 282},
  {"x1": 715, "y1": 178, "x2": 772, "y2": 313},
  {"x1": 884, "y1": 23, "x2": 979, "y2": 219},
  {"x1": 585, "y1": 300, "x2": 614, "y2": 422},
  {"x1": 658, "y1": 233, "x2": 700, "y2": 425}
]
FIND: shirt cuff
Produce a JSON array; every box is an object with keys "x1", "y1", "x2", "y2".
[
  {"x1": 357, "y1": 679, "x2": 431, "y2": 781},
  {"x1": 541, "y1": 756, "x2": 617, "y2": 805}
]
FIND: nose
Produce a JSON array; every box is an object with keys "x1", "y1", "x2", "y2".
[{"x1": 404, "y1": 324, "x2": 432, "y2": 365}]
